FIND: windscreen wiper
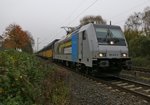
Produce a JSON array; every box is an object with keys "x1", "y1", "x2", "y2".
[{"x1": 105, "y1": 29, "x2": 112, "y2": 42}]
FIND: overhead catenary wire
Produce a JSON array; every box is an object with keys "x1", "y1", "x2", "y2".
[
  {"x1": 40, "y1": 0, "x2": 150, "y2": 50},
  {"x1": 39, "y1": 0, "x2": 90, "y2": 47},
  {"x1": 67, "y1": 0, "x2": 99, "y2": 26},
  {"x1": 46, "y1": 0, "x2": 148, "y2": 44},
  {"x1": 49, "y1": 0, "x2": 99, "y2": 42},
  {"x1": 61, "y1": 0, "x2": 89, "y2": 25},
  {"x1": 51, "y1": 0, "x2": 88, "y2": 34}
]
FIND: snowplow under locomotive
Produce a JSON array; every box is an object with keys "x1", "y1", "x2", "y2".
[{"x1": 38, "y1": 23, "x2": 131, "y2": 74}]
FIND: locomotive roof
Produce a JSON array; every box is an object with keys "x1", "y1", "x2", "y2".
[
  {"x1": 37, "y1": 39, "x2": 59, "y2": 52},
  {"x1": 54, "y1": 23, "x2": 122, "y2": 43},
  {"x1": 57, "y1": 29, "x2": 79, "y2": 43},
  {"x1": 93, "y1": 24, "x2": 121, "y2": 29}
]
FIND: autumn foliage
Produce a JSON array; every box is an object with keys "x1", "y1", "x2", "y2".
[{"x1": 3, "y1": 24, "x2": 34, "y2": 53}]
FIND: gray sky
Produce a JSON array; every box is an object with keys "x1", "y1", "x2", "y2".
[{"x1": 0, "y1": 0, "x2": 150, "y2": 51}]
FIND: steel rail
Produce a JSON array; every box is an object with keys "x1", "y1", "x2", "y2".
[
  {"x1": 132, "y1": 66, "x2": 150, "y2": 73},
  {"x1": 38, "y1": 57, "x2": 150, "y2": 102}
]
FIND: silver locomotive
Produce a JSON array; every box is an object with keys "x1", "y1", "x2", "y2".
[{"x1": 53, "y1": 23, "x2": 131, "y2": 74}]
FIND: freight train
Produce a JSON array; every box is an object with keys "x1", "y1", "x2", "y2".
[{"x1": 37, "y1": 23, "x2": 131, "y2": 74}]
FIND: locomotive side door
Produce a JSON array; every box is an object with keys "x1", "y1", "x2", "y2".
[
  {"x1": 78, "y1": 31, "x2": 86, "y2": 62},
  {"x1": 78, "y1": 31, "x2": 84, "y2": 61}
]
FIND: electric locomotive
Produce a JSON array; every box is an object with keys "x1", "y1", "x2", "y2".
[{"x1": 53, "y1": 23, "x2": 131, "y2": 74}]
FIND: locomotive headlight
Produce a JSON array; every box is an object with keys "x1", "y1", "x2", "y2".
[
  {"x1": 99, "y1": 53, "x2": 103, "y2": 57},
  {"x1": 99, "y1": 53, "x2": 106, "y2": 57},
  {"x1": 122, "y1": 53, "x2": 127, "y2": 57},
  {"x1": 110, "y1": 41, "x2": 114, "y2": 45}
]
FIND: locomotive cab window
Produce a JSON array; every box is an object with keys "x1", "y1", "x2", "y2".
[
  {"x1": 82, "y1": 31, "x2": 86, "y2": 40},
  {"x1": 95, "y1": 27, "x2": 126, "y2": 46}
]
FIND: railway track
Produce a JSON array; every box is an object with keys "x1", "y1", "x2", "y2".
[
  {"x1": 100, "y1": 76, "x2": 150, "y2": 102},
  {"x1": 56, "y1": 63, "x2": 150, "y2": 102},
  {"x1": 73, "y1": 70, "x2": 150, "y2": 102},
  {"x1": 38, "y1": 57, "x2": 150, "y2": 103},
  {"x1": 132, "y1": 66, "x2": 150, "y2": 73},
  {"x1": 121, "y1": 67, "x2": 150, "y2": 85}
]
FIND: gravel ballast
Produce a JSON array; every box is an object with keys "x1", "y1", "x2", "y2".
[{"x1": 67, "y1": 71, "x2": 150, "y2": 105}]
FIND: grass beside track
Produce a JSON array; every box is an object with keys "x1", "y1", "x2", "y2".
[
  {"x1": 0, "y1": 50, "x2": 69, "y2": 105},
  {"x1": 132, "y1": 57, "x2": 150, "y2": 69}
]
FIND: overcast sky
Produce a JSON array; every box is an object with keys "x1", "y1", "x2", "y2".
[{"x1": 0, "y1": 0, "x2": 150, "y2": 51}]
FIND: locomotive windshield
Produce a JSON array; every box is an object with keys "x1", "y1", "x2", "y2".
[{"x1": 95, "y1": 27, "x2": 126, "y2": 46}]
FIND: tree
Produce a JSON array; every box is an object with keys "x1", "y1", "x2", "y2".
[
  {"x1": 0, "y1": 36, "x2": 3, "y2": 50},
  {"x1": 22, "y1": 31, "x2": 34, "y2": 53},
  {"x1": 124, "y1": 7, "x2": 150, "y2": 37},
  {"x1": 124, "y1": 12, "x2": 143, "y2": 31},
  {"x1": 124, "y1": 29, "x2": 140, "y2": 43},
  {"x1": 3, "y1": 24, "x2": 34, "y2": 53},
  {"x1": 143, "y1": 6, "x2": 150, "y2": 37},
  {"x1": 80, "y1": 15, "x2": 106, "y2": 26},
  {"x1": 129, "y1": 36, "x2": 150, "y2": 57},
  {"x1": 124, "y1": 7, "x2": 150, "y2": 58}
]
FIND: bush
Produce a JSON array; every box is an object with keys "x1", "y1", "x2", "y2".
[
  {"x1": 131, "y1": 56, "x2": 150, "y2": 68},
  {"x1": 129, "y1": 36, "x2": 150, "y2": 57},
  {"x1": 0, "y1": 50, "x2": 69, "y2": 105}
]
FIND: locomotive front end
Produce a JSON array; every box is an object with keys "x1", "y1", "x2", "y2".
[{"x1": 93, "y1": 24, "x2": 131, "y2": 72}]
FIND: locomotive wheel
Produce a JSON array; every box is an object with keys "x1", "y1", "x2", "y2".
[
  {"x1": 91, "y1": 66, "x2": 100, "y2": 76},
  {"x1": 85, "y1": 67, "x2": 92, "y2": 75},
  {"x1": 75, "y1": 63, "x2": 86, "y2": 73},
  {"x1": 75, "y1": 63, "x2": 80, "y2": 72},
  {"x1": 85, "y1": 67, "x2": 89, "y2": 75},
  {"x1": 65, "y1": 61, "x2": 70, "y2": 67}
]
